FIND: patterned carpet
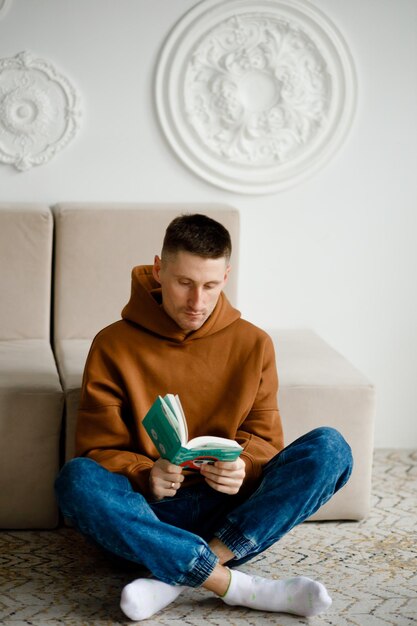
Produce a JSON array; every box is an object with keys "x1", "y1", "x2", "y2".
[{"x1": 1, "y1": 450, "x2": 416, "y2": 626}]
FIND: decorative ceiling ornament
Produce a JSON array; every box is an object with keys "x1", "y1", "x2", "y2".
[
  {"x1": 0, "y1": 51, "x2": 82, "y2": 170},
  {"x1": 156, "y1": 0, "x2": 357, "y2": 194}
]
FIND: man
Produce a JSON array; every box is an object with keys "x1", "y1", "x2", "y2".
[{"x1": 55, "y1": 213, "x2": 353, "y2": 621}]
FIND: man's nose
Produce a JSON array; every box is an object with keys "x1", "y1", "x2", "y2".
[{"x1": 188, "y1": 286, "x2": 204, "y2": 308}]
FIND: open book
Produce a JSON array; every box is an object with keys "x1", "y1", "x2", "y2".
[{"x1": 142, "y1": 394, "x2": 243, "y2": 470}]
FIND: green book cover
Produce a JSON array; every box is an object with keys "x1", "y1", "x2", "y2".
[{"x1": 142, "y1": 394, "x2": 243, "y2": 471}]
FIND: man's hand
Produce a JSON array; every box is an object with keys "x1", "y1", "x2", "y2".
[
  {"x1": 149, "y1": 458, "x2": 184, "y2": 501},
  {"x1": 200, "y1": 456, "x2": 246, "y2": 494}
]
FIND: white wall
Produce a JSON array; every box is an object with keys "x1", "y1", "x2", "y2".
[{"x1": 1, "y1": 0, "x2": 416, "y2": 447}]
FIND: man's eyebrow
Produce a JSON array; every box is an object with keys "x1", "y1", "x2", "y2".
[{"x1": 174, "y1": 274, "x2": 222, "y2": 285}]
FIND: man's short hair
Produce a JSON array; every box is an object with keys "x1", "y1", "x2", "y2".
[{"x1": 162, "y1": 214, "x2": 232, "y2": 261}]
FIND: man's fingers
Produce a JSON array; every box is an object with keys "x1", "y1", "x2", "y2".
[
  {"x1": 201, "y1": 464, "x2": 244, "y2": 480},
  {"x1": 149, "y1": 458, "x2": 184, "y2": 499},
  {"x1": 203, "y1": 476, "x2": 241, "y2": 495},
  {"x1": 200, "y1": 459, "x2": 245, "y2": 495},
  {"x1": 166, "y1": 479, "x2": 180, "y2": 490}
]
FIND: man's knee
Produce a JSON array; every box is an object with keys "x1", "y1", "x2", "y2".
[
  {"x1": 307, "y1": 427, "x2": 353, "y2": 486},
  {"x1": 311, "y1": 426, "x2": 352, "y2": 460}
]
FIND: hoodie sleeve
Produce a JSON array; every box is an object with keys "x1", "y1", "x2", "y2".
[
  {"x1": 75, "y1": 336, "x2": 154, "y2": 497},
  {"x1": 236, "y1": 335, "x2": 284, "y2": 492}
]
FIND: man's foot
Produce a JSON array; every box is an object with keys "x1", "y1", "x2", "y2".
[
  {"x1": 222, "y1": 570, "x2": 332, "y2": 617},
  {"x1": 120, "y1": 571, "x2": 332, "y2": 621},
  {"x1": 120, "y1": 578, "x2": 185, "y2": 621}
]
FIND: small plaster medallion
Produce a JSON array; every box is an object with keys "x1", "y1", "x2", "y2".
[{"x1": 0, "y1": 51, "x2": 82, "y2": 170}]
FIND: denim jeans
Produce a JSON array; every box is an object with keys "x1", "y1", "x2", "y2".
[{"x1": 55, "y1": 427, "x2": 353, "y2": 587}]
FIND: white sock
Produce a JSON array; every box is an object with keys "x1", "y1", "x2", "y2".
[
  {"x1": 120, "y1": 578, "x2": 185, "y2": 621},
  {"x1": 222, "y1": 570, "x2": 332, "y2": 617}
]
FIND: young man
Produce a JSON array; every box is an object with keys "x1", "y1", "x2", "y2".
[{"x1": 55, "y1": 214, "x2": 353, "y2": 621}]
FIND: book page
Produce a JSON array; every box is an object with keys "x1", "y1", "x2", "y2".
[
  {"x1": 159, "y1": 396, "x2": 180, "y2": 432},
  {"x1": 186, "y1": 435, "x2": 242, "y2": 450},
  {"x1": 165, "y1": 394, "x2": 188, "y2": 445}
]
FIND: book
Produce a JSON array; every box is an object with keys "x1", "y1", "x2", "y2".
[{"x1": 142, "y1": 394, "x2": 243, "y2": 471}]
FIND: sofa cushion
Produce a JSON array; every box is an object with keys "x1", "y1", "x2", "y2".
[
  {"x1": 53, "y1": 203, "x2": 240, "y2": 340},
  {"x1": 0, "y1": 204, "x2": 53, "y2": 340}
]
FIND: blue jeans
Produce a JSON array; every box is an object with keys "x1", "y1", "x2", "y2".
[{"x1": 55, "y1": 427, "x2": 352, "y2": 587}]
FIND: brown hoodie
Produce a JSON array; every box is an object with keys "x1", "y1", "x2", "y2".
[{"x1": 76, "y1": 265, "x2": 283, "y2": 498}]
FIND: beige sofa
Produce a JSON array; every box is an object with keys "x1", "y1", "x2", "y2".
[{"x1": 0, "y1": 203, "x2": 375, "y2": 528}]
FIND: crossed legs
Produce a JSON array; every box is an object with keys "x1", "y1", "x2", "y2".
[{"x1": 55, "y1": 427, "x2": 353, "y2": 621}]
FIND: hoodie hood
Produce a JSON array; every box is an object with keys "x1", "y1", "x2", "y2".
[{"x1": 121, "y1": 265, "x2": 241, "y2": 342}]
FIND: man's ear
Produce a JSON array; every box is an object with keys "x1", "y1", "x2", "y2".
[
  {"x1": 152, "y1": 255, "x2": 162, "y2": 284},
  {"x1": 223, "y1": 264, "x2": 231, "y2": 285}
]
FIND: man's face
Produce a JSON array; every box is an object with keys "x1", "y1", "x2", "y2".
[{"x1": 152, "y1": 251, "x2": 230, "y2": 334}]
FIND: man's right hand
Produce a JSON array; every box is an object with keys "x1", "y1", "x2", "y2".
[{"x1": 149, "y1": 458, "x2": 184, "y2": 500}]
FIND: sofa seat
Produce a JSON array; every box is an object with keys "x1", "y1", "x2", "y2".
[
  {"x1": 0, "y1": 340, "x2": 63, "y2": 528},
  {"x1": 56, "y1": 329, "x2": 375, "y2": 521},
  {"x1": 270, "y1": 329, "x2": 375, "y2": 521}
]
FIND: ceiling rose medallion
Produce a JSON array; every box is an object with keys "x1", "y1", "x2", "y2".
[
  {"x1": 0, "y1": 51, "x2": 82, "y2": 170},
  {"x1": 156, "y1": 0, "x2": 357, "y2": 194}
]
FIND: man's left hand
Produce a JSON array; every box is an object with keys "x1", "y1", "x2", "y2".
[{"x1": 200, "y1": 456, "x2": 245, "y2": 494}]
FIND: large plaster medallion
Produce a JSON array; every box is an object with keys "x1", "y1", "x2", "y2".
[
  {"x1": 0, "y1": 51, "x2": 81, "y2": 170},
  {"x1": 156, "y1": 0, "x2": 357, "y2": 194}
]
